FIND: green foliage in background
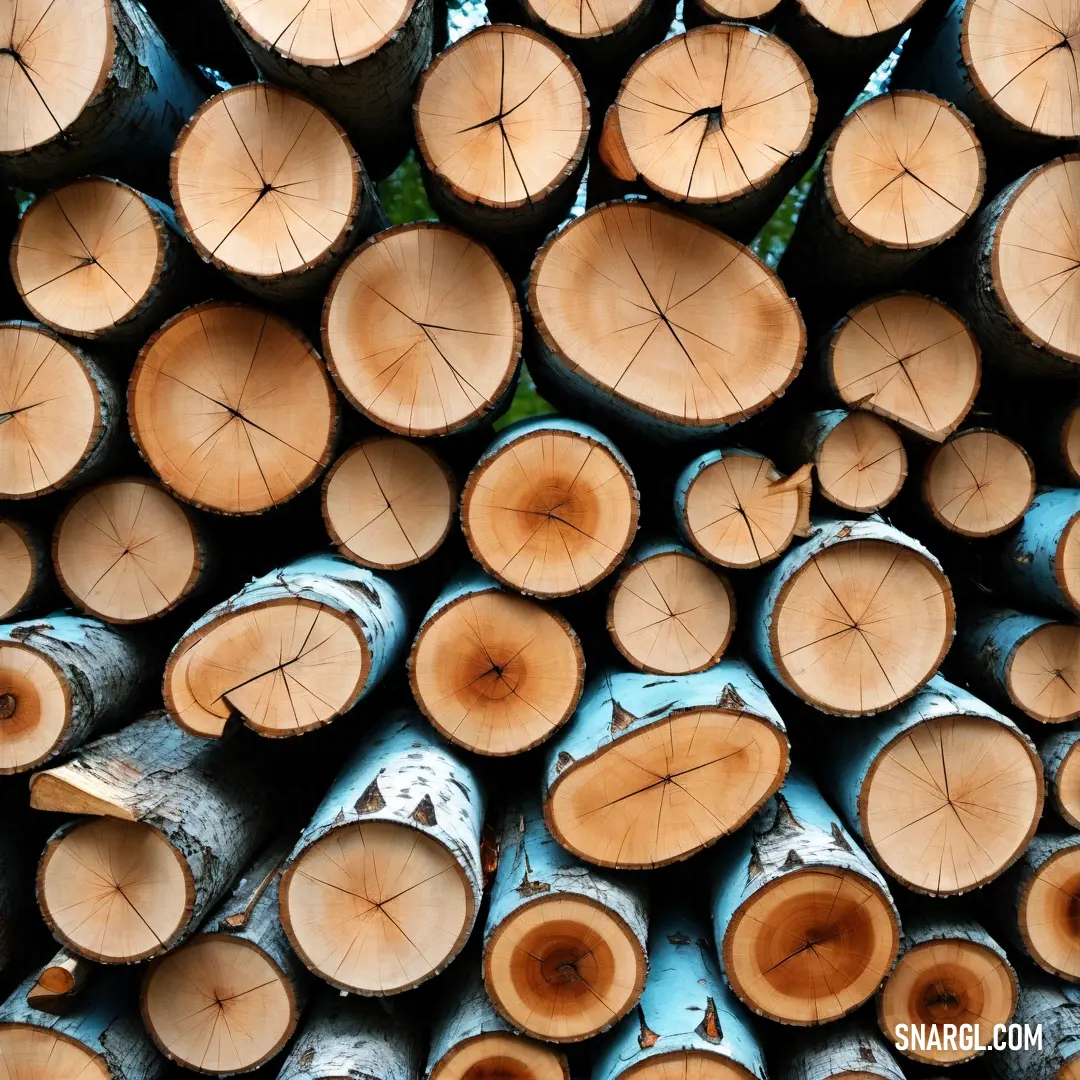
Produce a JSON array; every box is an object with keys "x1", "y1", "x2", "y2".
[{"x1": 377, "y1": 153, "x2": 435, "y2": 225}]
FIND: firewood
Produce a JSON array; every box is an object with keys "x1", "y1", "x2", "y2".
[
  {"x1": 25, "y1": 949, "x2": 89, "y2": 1015},
  {"x1": 528, "y1": 200, "x2": 805, "y2": 440},
  {"x1": 10, "y1": 177, "x2": 193, "y2": 344},
  {"x1": 323, "y1": 222, "x2": 521, "y2": 437},
  {"x1": 682, "y1": 0, "x2": 780, "y2": 25},
  {"x1": 999, "y1": 488, "x2": 1080, "y2": 615},
  {"x1": 279, "y1": 712, "x2": 484, "y2": 995},
  {"x1": 171, "y1": 83, "x2": 385, "y2": 304},
  {"x1": 1039, "y1": 725, "x2": 1080, "y2": 829},
  {"x1": 409, "y1": 571, "x2": 584, "y2": 755},
  {"x1": 141, "y1": 838, "x2": 308, "y2": 1075},
  {"x1": 543, "y1": 663, "x2": 788, "y2": 869},
  {"x1": 0, "y1": 0, "x2": 204, "y2": 188},
  {"x1": 817, "y1": 675, "x2": 1043, "y2": 895},
  {"x1": 0, "y1": 517, "x2": 50, "y2": 621},
  {"x1": 598, "y1": 25, "x2": 816, "y2": 239},
  {"x1": 483, "y1": 801, "x2": 648, "y2": 1042},
  {"x1": 31, "y1": 712, "x2": 274, "y2": 963},
  {"x1": 674, "y1": 450, "x2": 813, "y2": 569},
  {"x1": 128, "y1": 302, "x2": 338, "y2": 515},
  {"x1": 771, "y1": 1020, "x2": 906, "y2": 1080},
  {"x1": 164, "y1": 553, "x2": 406, "y2": 738},
  {"x1": 0, "y1": 613, "x2": 143, "y2": 774},
  {"x1": 750, "y1": 518, "x2": 955, "y2": 717},
  {"x1": 711, "y1": 769, "x2": 900, "y2": 1025},
  {"x1": 990, "y1": 969, "x2": 1080, "y2": 1080},
  {"x1": 414, "y1": 25, "x2": 589, "y2": 247},
  {"x1": 461, "y1": 417, "x2": 639, "y2": 597},
  {"x1": 605, "y1": 537, "x2": 734, "y2": 674},
  {"x1": 0, "y1": 322, "x2": 122, "y2": 500}
]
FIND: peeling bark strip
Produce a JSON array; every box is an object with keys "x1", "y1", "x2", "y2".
[
  {"x1": 165, "y1": 553, "x2": 407, "y2": 738},
  {"x1": 771, "y1": 1018, "x2": 906, "y2": 1080},
  {"x1": 280, "y1": 711, "x2": 484, "y2": 996},
  {"x1": 999, "y1": 488, "x2": 1080, "y2": 614},
  {"x1": 1039, "y1": 724, "x2": 1080, "y2": 828},
  {"x1": 32, "y1": 712, "x2": 275, "y2": 963},
  {"x1": 483, "y1": 799, "x2": 648, "y2": 1042},
  {"x1": 542, "y1": 662, "x2": 788, "y2": 869},
  {"x1": 989, "y1": 971, "x2": 1080, "y2": 1080}
]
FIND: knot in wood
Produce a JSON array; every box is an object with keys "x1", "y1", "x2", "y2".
[{"x1": 0, "y1": 693, "x2": 15, "y2": 720}]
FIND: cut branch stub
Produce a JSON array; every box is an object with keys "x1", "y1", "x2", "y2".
[
  {"x1": 409, "y1": 572, "x2": 584, "y2": 756},
  {"x1": 26, "y1": 949, "x2": 91, "y2": 1015},
  {"x1": 543, "y1": 663, "x2": 788, "y2": 869},
  {"x1": 461, "y1": 417, "x2": 639, "y2": 598},
  {"x1": 529, "y1": 200, "x2": 805, "y2": 439},
  {"x1": 0, "y1": 518, "x2": 50, "y2": 621},
  {"x1": 323, "y1": 222, "x2": 521, "y2": 437},
  {"x1": 999, "y1": 488, "x2": 1080, "y2": 615},
  {"x1": 323, "y1": 436, "x2": 456, "y2": 570},
  {"x1": 1040, "y1": 725, "x2": 1080, "y2": 829},
  {"x1": 165, "y1": 554, "x2": 406, "y2": 739},
  {"x1": 824, "y1": 293, "x2": 981, "y2": 442},
  {"x1": 129, "y1": 302, "x2": 338, "y2": 516}
]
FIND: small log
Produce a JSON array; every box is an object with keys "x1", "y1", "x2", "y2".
[
  {"x1": 409, "y1": 571, "x2": 584, "y2": 756},
  {"x1": 674, "y1": 449, "x2": 813, "y2": 569},
  {"x1": 1039, "y1": 725, "x2": 1080, "y2": 828},
  {"x1": 711, "y1": 768, "x2": 901, "y2": 1025},
  {"x1": 0, "y1": 0, "x2": 204, "y2": 189},
  {"x1": 141, "y1": 838, "x2": 308, "y2": 1075},
  {"x1": 53, "y1": 477, "x2": 210, "y2": 624},
  {"x1": 165, "y1": 553, "x2": 407, "y2": 738},
  {"x1": 129, "y1": 302, "x2": 338, "y2": 516},
  {"x1": 0, "y1": 322, "x2": 122, "y2": 500},
  {"x1": 818, "y1": 674, "x2": 1043, "y2": 895},
  {"x1": 483, "y1": 801, "x2": 648, "y2": 1042},
  {"x1": 606, "y1": 537, "x2": 734, "y2": 674},
  {"x1": 323, "y1": 222, "x2": 521, "y2": 437},
  {"x1": 999, "y1": 488, "x2": 1080, "y2": 615},
  {"x1": 461, "y1": 417, "x2": 639, "y2": 598},
  {"x1": 528, "y1": 200, "x2": 805, "y2": 441},
  {"x1": 26, "y1": 949, "x2": 90, "y2": 1015},
  {"x1": 0, "y1": 517, "x2": 51, "y2": 621},
  {"x1": 32, "y1": 712, "x2": 274, "y2": 964},
  {"x1": 323, "y1": 436, "x2": 456, "y2": 570},
  {"x1": 957, "y1": 608, "x2": 1080, "y2": 724},
  {"x1": 750, "y1": 518, "x2": 955, "y2": 717},
  {"x1": 543, "y1": 663, "x2": 788, "y2": 869},
  {"x1": 989, "y1": 969, "x2": 1080, "y2": 1080},
  {"x1": 279, "y1": 711, "x2": 484, "y2": 995},
  {"x1": 771, "y1": 1020, "x2": 905, "y2": 1080},
  {"x1": 598, "y1": 25, "x2": 815, "y2": 240},
  {"x1": 10, "y1": 177, "x2": 193, "y2": 344},
  {"x1": 171, "y1": 83, "x2": 385, "y2": 304},
  {"x1": 877, "y1": 903, "x2": 1017, "y2": 1066},
  {"x1": 0, "y1": 613, "x2": 143, "y2": 775}
]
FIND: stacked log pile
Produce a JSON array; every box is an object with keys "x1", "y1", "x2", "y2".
[{"x1": 2, "y1": 0, "x2": 1080, "y2": 1078}]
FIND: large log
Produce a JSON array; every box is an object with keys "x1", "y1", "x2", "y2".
[
  {"x1": 32, "y1": 712, "x2": 274, "y2": 964},
  {"x1": 749, "y1": 518, "x2": 956, "y2": 717},
  {"x1": 408, "y1": 571, "x2": 584, "y2": 755},
  {"x1": 542, "y1": 663, "x2": 788, "y2": 869},
  {"x1": 164, "y1": 553, "x2": 407, "y2": 739},
  {"x1": 1039, "y1": 725, "x2": 1080, "y2": 829},
  {"x1": 711, "y1": 768, "x2": 901, "y2": 1025},
  {"x1": 999, "y1": 488, "x2": 1080, "y2": 615},
  {"x1": 771, "y1": 1020, "x2": 906, "y2": 1080},
  {"x1": 483, "y1": 802, "x2": 648, "y2": 1042},
  {"x1": 0, "y1": 517, "x2": 51, "y2": 621},
  {"x1": 279, "y1": 712, "x2": 484, "y2": 995},
  {"x1": 989, "y1": 969, "x2": 1080, "y2": 1080}
]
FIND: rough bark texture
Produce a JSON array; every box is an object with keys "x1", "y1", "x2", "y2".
[
  {"x1": 1040, "y1": 725, "x2": 1080, "y2": 828},
  {"x1": 999, "y1": 488, "x2": 1080, "y2": 613},
  {"x1": 770, "y1": 1019, "x2": 907, "y2": 1080},
  {"x1": 892, "y1": 902, "x2": 1015, "y2": 985},
  {"x1": 989, "y1": 971, "x2": 1080, "y2": 1079}
]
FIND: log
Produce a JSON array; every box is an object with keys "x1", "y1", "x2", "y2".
[
  {"x1": 674, "y1": 449, "x2": 813, "y2": 570},
  {"x1": 999, "y1": 488, "x2": 1080, "y2": 615},
  {"x1": 0, "y1": 0, "x2": 204, "y2": 189},
  {"x1": 597, "y1": 25, "x2": 816, "y2": 240},
  {"x1": 821, "y1": 292, "x2": 981, "y2": 442},
  {"x1": 129, "y1": 302, "x2": 338, "y2": 516},
  {"x1": 592, "y1": 907, "x2": 766, "y2": 1080},
  {"x1": 322, "y1": 436, "x2": 457, "y2": 570},
  {"x1": 542, "y1": 663, "x2": 788, "y2": 869},
  {"x1": 25, "y1": 949, "x2": 91, "y2": 1015},
  {"x1": 461, "y1": 417, "x2": 640, "y2": 597},
  {"x1": 770, "y1": 1020, "x2": 905, "y2": 1080},
  {"x1": 605, "y1": 537, "x2": 735, "y2": 674},
  {"x1": 0, "y1": 613, "x2": 143, "y2": 774},
  {"x1": 528, "y1": 200, "x2": 805, "y2": 441},
  {"x1": 323, "y1": 222, "x2": 521, "y2": 438},
  {"x1": 279, "y1": 711, "x2": 484, "y2": 995},
  {"x1": 141, "y1": 838, "x2": 308, "y2": 1075},
  {"x1": 10, "y1": 177, "x2": 193, "y2": 344},
  {"x1": 710, "y1": 768, "x2": 901, "y2": 1025},
  {"x1": 53, "y1": 477, "x2": 210, "y2": 624},
  {"x1": 0, "y1": 516, "x2": 51, "y2": 621},
  {"x1": 408, "y1": 571, "x2": 584, "y2": 755},
  {"x1": 682, "y1": 0, "x2": 780, "y2": 25},
  {"x1": 817, "y1": 674, "x2": 1043, "y2": 895},
  {"x1": 32, "y1": 711, "x2": 274, "y2": 964},
  {"x1": 483, "y1": 801, "x2": 648, "y2": 1042},
  {"x1": 171, "y1": 82, "x2": 386, "y2": 304},
  {"x1": 877, "y1": 903, "x2": 1017, "y2": 1066},
  {"x1": 0, "y1": 322, "x2": 122, "y2": 500},
  {"x1": 1039, "y1": 725, "x2": 1080, "y2": 828},
  {"x1": 749, "y1": 517, "x2": 956, "y2": 717},
  {"x1": 164, "y1": 553, "x2": 407, "y2": 739},
  {"x1": 989, "y1": 969, "x2": 1080, "y2": 1080}
]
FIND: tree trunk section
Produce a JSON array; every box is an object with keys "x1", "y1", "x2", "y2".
[
  {"x1": 998, "y1": 487, "x2": 1080, "y2": 614},
  {"x1": 26, "y1": 950, "x2": 91, "y2": 1015},
  {"x1": 988, "y1": 971, "x2": 1080, "y2": 1080},
  {"x1": 0, "y1": 517, "x2": 51, "y2": 621},
  {"x1": 771, "y1": 1020, "x2": 906, "y2": 1080},
  {"x1": 1039, "y1": 725, "x2": 1080, "y2": 829}
]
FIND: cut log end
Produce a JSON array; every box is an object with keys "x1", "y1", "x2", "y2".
[
  {"x1": 813, "y1": 413, "x2": 907, "y2": 512},
  {"x1": 27, "y1": 950, "x2": 88, "y2": 1013},
  {"x1": 324, "y1": 223, "x2": 521, "y2": 437},
  {"x1": 0, "y1": 520, "x2": 38, "y2": 620},
  {"x1": 1056, "y1": 741, "x2": 1080, "y2": 828},
  {"x1": 802, "y1": 0, "x2": 925, "y2": 37},
  {"x1": 525, "y1": 0, "x2": 647, "y2": 39},
  {"x1": 0, "y1": 643, "x2": 68, "y2": 775},
  {"x1": 431, "y1": 1033, "x2": 569, "y2": 1080},
  {"x1": 0, "y1": 1027, "x2": 111, "y2": 1080},
  {"x1": 1063, "y1": 404, "x2": 1080, "y2": 482},
  {"x1": 1008, "y1": 623, "x2": 1080, "y2": 723},
  {"x1": 1020, "y1": 844, "x2": 1080, "y2": 980},
  {"x1": 614, "y1": 1053, "x2": 754, "y2": 1080},
  {"x1": 688, "y1": 0, "x2": 782, "y2": 22}
]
